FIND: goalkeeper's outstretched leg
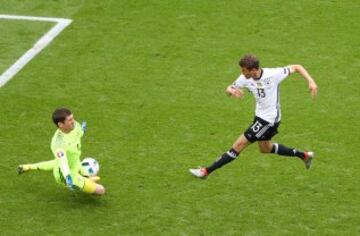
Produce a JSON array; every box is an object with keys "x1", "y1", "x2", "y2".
[{"x1": 17, "y1": 160, "x2": 56, "y2": 174}]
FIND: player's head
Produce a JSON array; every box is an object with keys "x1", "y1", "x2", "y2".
[
  {"x1": 52, "y1": 108, "x2": 75, "y2": 133},
  {"x1": 239, "y1": 54, "x2": 260, "y2": 79}
]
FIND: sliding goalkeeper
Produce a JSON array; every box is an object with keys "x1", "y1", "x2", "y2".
[{"x1": 17, "y1": 108, "x2": 105, "y2": 196}]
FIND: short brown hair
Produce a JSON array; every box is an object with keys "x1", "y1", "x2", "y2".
[
  {"x1": 52, "y1": 108, "x2": 72, "y2": 127},
  {"x1": 239, "y1": 54, "x2": 260, "y2": 69}
]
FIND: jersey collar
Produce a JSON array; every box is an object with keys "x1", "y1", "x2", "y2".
[{"x1": 253, "y1": 69, "x2": 263, "y2": 81}]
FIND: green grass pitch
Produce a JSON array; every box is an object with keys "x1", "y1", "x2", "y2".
[{"x1": 0, "y1": 0, "x2": 359, "y2": 235}]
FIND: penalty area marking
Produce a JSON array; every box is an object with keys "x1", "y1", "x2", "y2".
[{"x1": 0, "y1": 15, "x2": 72, "y2": 87}]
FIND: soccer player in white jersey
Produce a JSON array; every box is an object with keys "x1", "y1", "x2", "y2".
[{"x1": 190, "y1": 54, "x2": 318, "y2": 179}]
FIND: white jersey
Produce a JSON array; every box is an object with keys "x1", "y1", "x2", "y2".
[{"x1": 233, "y1": 67, "x2": 290, "y2": 123}]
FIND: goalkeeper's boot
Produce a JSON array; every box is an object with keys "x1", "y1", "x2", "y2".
[
  {"x1": 189, "y1": 167, "x2": 208, "y2": 179},
  {"x1": 303, "y1": 152, "x2": 315, "y2": 169},
  {"x1": 17, "y1": 165, "x2": 31, "y2": 175}
]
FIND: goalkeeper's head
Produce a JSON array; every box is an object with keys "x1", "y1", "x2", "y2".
[{"x1": 52, "y1": 108, "x2": 75, "y2": 133}]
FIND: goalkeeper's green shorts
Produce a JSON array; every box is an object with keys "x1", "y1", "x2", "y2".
[{"x1": 53, "y1": 167, "x2": 96, "y2": 194}]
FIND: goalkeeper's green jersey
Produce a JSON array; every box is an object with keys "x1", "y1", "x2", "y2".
[{"x1": 51, "y1": 121, "x2": 84, "y2": 178}]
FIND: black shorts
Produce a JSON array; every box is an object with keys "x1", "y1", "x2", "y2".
[{"x1": 244, "y1": 116, "x2": 280, "y2": 143}]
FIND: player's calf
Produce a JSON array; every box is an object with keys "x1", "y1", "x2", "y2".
[
  {"x1": 206, "y1": 148, "x2": 239, "y2": 174},
  {"x1": 189, "y1": 135, "x2": 251, "y2": 179},
  {"x1": 271, "y1": 143, "x2": 315, "y2": 169},
  {"x1": 190, "y1": 148, "x2": 240, "y2": 179},
  {"x1": 271, "y1": 143, "x2": 305, "y2": 158}
]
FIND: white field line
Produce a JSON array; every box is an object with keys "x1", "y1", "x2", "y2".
[{"x1": 0, "y1": 15, "x2": 72, "y2": 87}]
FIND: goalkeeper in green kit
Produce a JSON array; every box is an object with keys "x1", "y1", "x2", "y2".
[{"x1": 17, "y1": 108, "x2": 105, "y2": 196}]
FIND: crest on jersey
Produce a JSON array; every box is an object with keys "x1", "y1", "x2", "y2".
[
  {"x1": 57, "y1": 151, "x2": 65, "y2": 158},
  {"x1": 263, "y1": 77, "x2": 271, "y2": 85}
]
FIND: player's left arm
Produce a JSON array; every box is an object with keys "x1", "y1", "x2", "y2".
[
  {"x1": 288, "y1": 64, "x2": 318, "y2": 99},
  {"x1": 54, "y1": 149, "x2": 74, "y2": 190},
  {"x1": 73, "y1": 120, "x2": 86, "y2": 136},
  {"x1": 81, "y1": 121, "x2": 87, "y2": 133}
]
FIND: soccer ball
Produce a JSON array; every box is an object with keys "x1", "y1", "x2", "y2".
[{"x1": 80, "y1": 157, "x2": 100, "y2": 177}]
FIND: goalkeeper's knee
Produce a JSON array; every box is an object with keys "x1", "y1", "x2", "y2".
[
  {"x1": 94, "y1": 184, "x2": 105, "y2": 196},
  {"x1": 82, "y1": 178, "x2": 105, "y2": 196}
]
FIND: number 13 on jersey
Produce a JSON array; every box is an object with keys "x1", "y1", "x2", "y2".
[{"x1": 257, "y1": 88, "x2": 266, "y2": 98}]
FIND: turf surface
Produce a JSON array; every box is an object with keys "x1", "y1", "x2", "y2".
[{"x1": 0, "y1": 0, "x2": 359, "y2": 235}]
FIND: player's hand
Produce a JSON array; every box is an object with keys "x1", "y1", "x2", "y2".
[
  {"x1": 81, "y1": 121, "x2": 87, "y2": 133},
  {"x1": 65, "y1": 175, "x2": 75, "y2": 190},
  {"x1": 226, "y1": 85, "x2": 244, "y2": 99},
  {"x1": 308, "y1": 81, "x2": 318, "y2": 99}
]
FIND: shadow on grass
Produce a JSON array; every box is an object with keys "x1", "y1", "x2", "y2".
[{"x1": 56, "y1": 189, "x2": 106, "y2": 206}]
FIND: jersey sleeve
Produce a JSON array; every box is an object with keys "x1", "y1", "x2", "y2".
[
  {"x1": 54, "y1": 148, "x2": 71, "y2": 177},
  {"x1": 232, "y1": 74, "x2": 247, "y2": 89},
  {"x1": 51, "y1": 133, "x2": 71, "y2": 177},
  {"x1": 272, "y1": 67, "x2": 291, "y2": 84}
]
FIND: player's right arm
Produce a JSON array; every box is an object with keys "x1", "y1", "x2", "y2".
[
  {"x1": 54, "y1": 149, "x2": 74, "y2": 189},
  {"x1": 226, "y1": 85, "x2": 245, "y2": 98},
  {"x1": 226, "y1": 75, "x2": 246, "y2": 98}
]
